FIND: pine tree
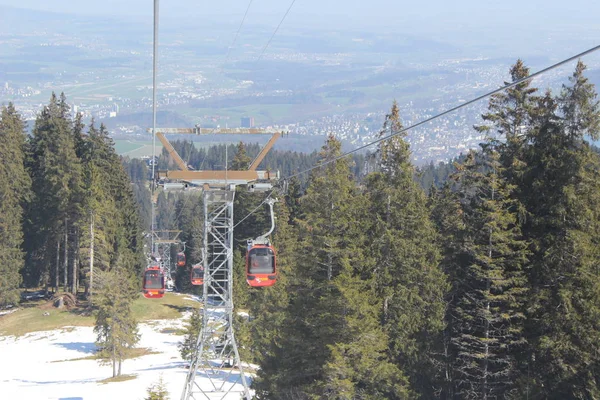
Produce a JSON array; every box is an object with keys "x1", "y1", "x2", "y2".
[
  {"x1": 0, "y1": 104, "x2": 31, "y2": 306},
  {"x1": 145, "y1": 375, "x2": 170, "y2": 400},
  {"x1": 449, "y1": 149, "x2": 529, "y2": 399},
  {"x1": 122, "y1": 157, "x2": 152, "y2": 234},
  {"x1": 521, "y1": 62, "x2": 600, "y2": 398},
  {"x1": 321, "y1": 248, "x2": 411, "y2": 399},
  {"x1": 179, "y1": 308, "x2": 202, "y2": 362},
  {"x1": 78, "y1": 121, "x2": 144, "y2": 297},
  {"x1": 428, "y1": 182, "x2": 466, "y2": 399},
  {"x1": 93, "y1": 267, "x2": 139, "y2": 377},
  {"x1": 474, "y1": 59, "x2": 539, "y2": 188},
  {"x1": 24, "y1": 93, "x2": 81, "y2": 291},
  {"x1": 253, "y1": 135, "x2": 360, "y2": 398},
  {"x1": 79, "y1": 121, "x2": 117, "y2": 297},
  {"x1": 284, "y1": 176, "x2": 303, "y2": 225},
  {"x1": 363, "y1": 101, "x2": 448, "y2": 397},
  {"x1": 559, "y1": 60, "x2": 600, "y2": 142},
  {"x1": 231, "y1": 141, "x2": 252, "y2": 170},
  {"x1": 244, "y1": 201, "x2": 293, "y2": 367}
]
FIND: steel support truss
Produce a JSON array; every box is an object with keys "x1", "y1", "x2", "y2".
[
  {"x1": 152, "y1": 230, "x2": 182, "y2": 290},
  {"x1": 181, "y1": 189, "x2": 251, "y2": 400}
]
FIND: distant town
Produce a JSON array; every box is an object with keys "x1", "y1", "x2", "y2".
[{"x1": 1, "y1": 7, "x2": 599, "y2": 165}]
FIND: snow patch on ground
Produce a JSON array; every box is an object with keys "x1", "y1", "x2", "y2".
[
  {"x1": 0, "y1": 308, "x2": 18, "y2": 316},
  {"x1": 0, "y1": 314, "x2": 252, "y2": 399}
]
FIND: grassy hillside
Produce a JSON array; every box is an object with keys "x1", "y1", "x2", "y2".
[{"x1": 0, "y1": 292, "x2": 199, "y2": 337}]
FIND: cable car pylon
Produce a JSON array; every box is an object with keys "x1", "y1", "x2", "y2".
[
  {"x1": 152, "y1": 125, "x2": 282, "y2": 399},
  {"x1": 181, "y1": 189, "x2": 251, "y2": 400}
]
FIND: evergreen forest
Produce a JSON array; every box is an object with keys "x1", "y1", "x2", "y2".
[{"x1": 2, "y1": 59, "x2": 600, "y2": 399}]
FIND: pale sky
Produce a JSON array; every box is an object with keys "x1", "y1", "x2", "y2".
[{"x1": 0, "y1": 0, "x2": 598, "y2": 33}]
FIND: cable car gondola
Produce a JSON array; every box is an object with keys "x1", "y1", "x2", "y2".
[
  {"x1": 177, "y1": 252, "x2": 186, "y2": 267},
  {"x1": 246, "y1": 244, "x2": 276, "y2": 287},
  {"x1": 142, "y1": 264, "x2": 165, "y2": 299},
  {"x1": 191, "y1": 263, "x2": 204, "y2": 286},
  {"x1": 246, "y1": 198, "x2": 278, "y2": 287}
]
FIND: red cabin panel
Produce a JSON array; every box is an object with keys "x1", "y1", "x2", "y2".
[
  {"x1": 191, "y1": 264, "x2": 204, "y2": 286},
  {"x1": 176, "y1": 252, "x2": 186, "y2": 267},
  {"x1": 246, "y1": 245, "x2": 277, "y2": 287},
  {"x1": 143, "y1": 266, "x2": 165, "y2": 299}
]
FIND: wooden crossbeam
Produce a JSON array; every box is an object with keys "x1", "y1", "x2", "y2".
[{"x1": 150, "y1": 126, "x2": 283, "y2": 186}]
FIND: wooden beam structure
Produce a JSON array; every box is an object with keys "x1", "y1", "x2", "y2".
[
  {"x1": 249, "y1": 131, "x2": 281, "y2": 171},
  {"x1": 157, "y1": 169, "x2": 278, "y2": 183},
  {"x1": 149, "y1": 126, "x2": 283, "y2": 186},
  {"x1": 150, "y1": 127, "x2": 280, "y2": 135},
  {"x1": 156, "y1": 132, "x2": 189, "y2": 171}
]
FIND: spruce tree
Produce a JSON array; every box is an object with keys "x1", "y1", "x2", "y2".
[
  {"x1": 145, "y1": 375, "x2": 170, "y2": 400},
  {"x1": 0, "y1": 104, "x2": 31, "y2": 306},
  {"x1": 253, "y1": 135, "x2": 359, "y2": 398},
  {"x1": 231, "y1": 141, "x2": 252, "y2": 170},
  {"x1": 245, "y1": 201, "x2": 293, "y2": 367},
  {"x1": 284, "y1": 176, "x2": 303, "y2": 225},
  {"x1": 428, "y1": 182, "x2": 467, "y2": 399},
  {"x1": 449, "y1": 149, "x2": 529, "y2": 399},
  {"x1": 25, "y1": 93, "x2": 81, "y2": 291},
  {"x1": 78, "y1": 121, "x2": 144, "y2": 297},
  {"x1": 521, "y1": 63, "x2": 600, "y2": 398},
  {"x1": 179, "y1": 308, "x2": 202, "y2": 362},
  {"x1": 79, "y1": 122, "x2": 117, "y2": 296},
  {"x1": 93, "y1": 267, "x2": 139, "y2": 377},
  {"x1": 475, "y1": 59, "x2": 538, "y2": 193},
  {"x1": 363, "y1": 101, "x2": 448, "y2": 397},
  {"x1": 321, "y1": 237, "x2": 411, "y2": 399}
]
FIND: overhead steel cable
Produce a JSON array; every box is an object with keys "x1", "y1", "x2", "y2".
[
  {"x1": 221, "y1": 0, "x2": 255, "y2": 72},
  {"x1": 233, "y1": 44, "x2": 600, "y2": 225},
  {"x1": 256, "y1": 0, "x2": 297, "y2": 62},
  {"x1": 282, "y1": 44, "x2": 600, "y2": 181},
  {"x1": 233, "y1": 190, "x2": 276, "y2": 229},
  {"x1": 150, "y1": 0, "x2": 159, "y2": 251}
]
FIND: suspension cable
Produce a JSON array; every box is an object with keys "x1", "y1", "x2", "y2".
[
  {"x1": 232, "y1": 44, "x2": 600, "y2": 226},
  {"x1": 256, "y1": 0, "x2": 297, "y2": 62},
  {"x1": 233, "y1": 190, "x2": 276, "y2": 229},
  {"x1": 150, "y1": 0, "x2": 159, "y2": 252},
  {"x1": 283, "y1": 44, "x2": 600, "y2": 181},
  {"x1": 221, "y1": 0, "x2": 254, "y2": 72}
]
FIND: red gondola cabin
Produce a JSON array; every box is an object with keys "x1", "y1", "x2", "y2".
[
  {"x1": 246, "y1": 244, "x2": 276, "y2": 287},
  {"x1": 143, "y1": 265, "x2": 165, "y2": 299},
  {"x1": 191, "y1": 264, "x2": 204, "y2": 286},
  {"x1": 177, "y1": 252, "x2": 186, "y2": 267}
]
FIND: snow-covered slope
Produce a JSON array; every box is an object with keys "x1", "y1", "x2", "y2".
[{"x1": 0, "y1": 314, "x2": 250, "y2": 400}]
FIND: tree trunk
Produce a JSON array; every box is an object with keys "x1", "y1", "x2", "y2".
[
  {"x1": 443, "y1": 324, "x2": 454, "y2": 398},
  {"x1": 55, "y1": 240, "x2": 60, "y2": 293},
  {"x1": 44, "y1": 249, "x2": 50, "y2": 295},
  {"x1": 63, "y1": 218, "x2": 68, "y2": 292},
  {"x1": 71, "y1": 226, "x2": 79, "y2": 295},
  {"x1": 383, "y1": 296, "x2": 390, "y2": 325},
  {"x1": 112, "y1": 346, "x2": 116, "y2": 377},
  {"x1": 89, "y1": 212, "x2": 95, "y2": 300},
  {"x1": 118, "y1": 359, "x2": 122, "y2": 376}
]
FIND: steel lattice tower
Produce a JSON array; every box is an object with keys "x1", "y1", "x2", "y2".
[
  {"x1": 181, "y1": 189, "x2": 251, "y2": 400},
  {"x1": 151, "y1": 230, "x2": 182, "y2": 290}
]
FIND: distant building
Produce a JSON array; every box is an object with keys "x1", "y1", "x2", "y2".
[{"x1": 241, "y1": 116, "x2": 254, "y2": 128}]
